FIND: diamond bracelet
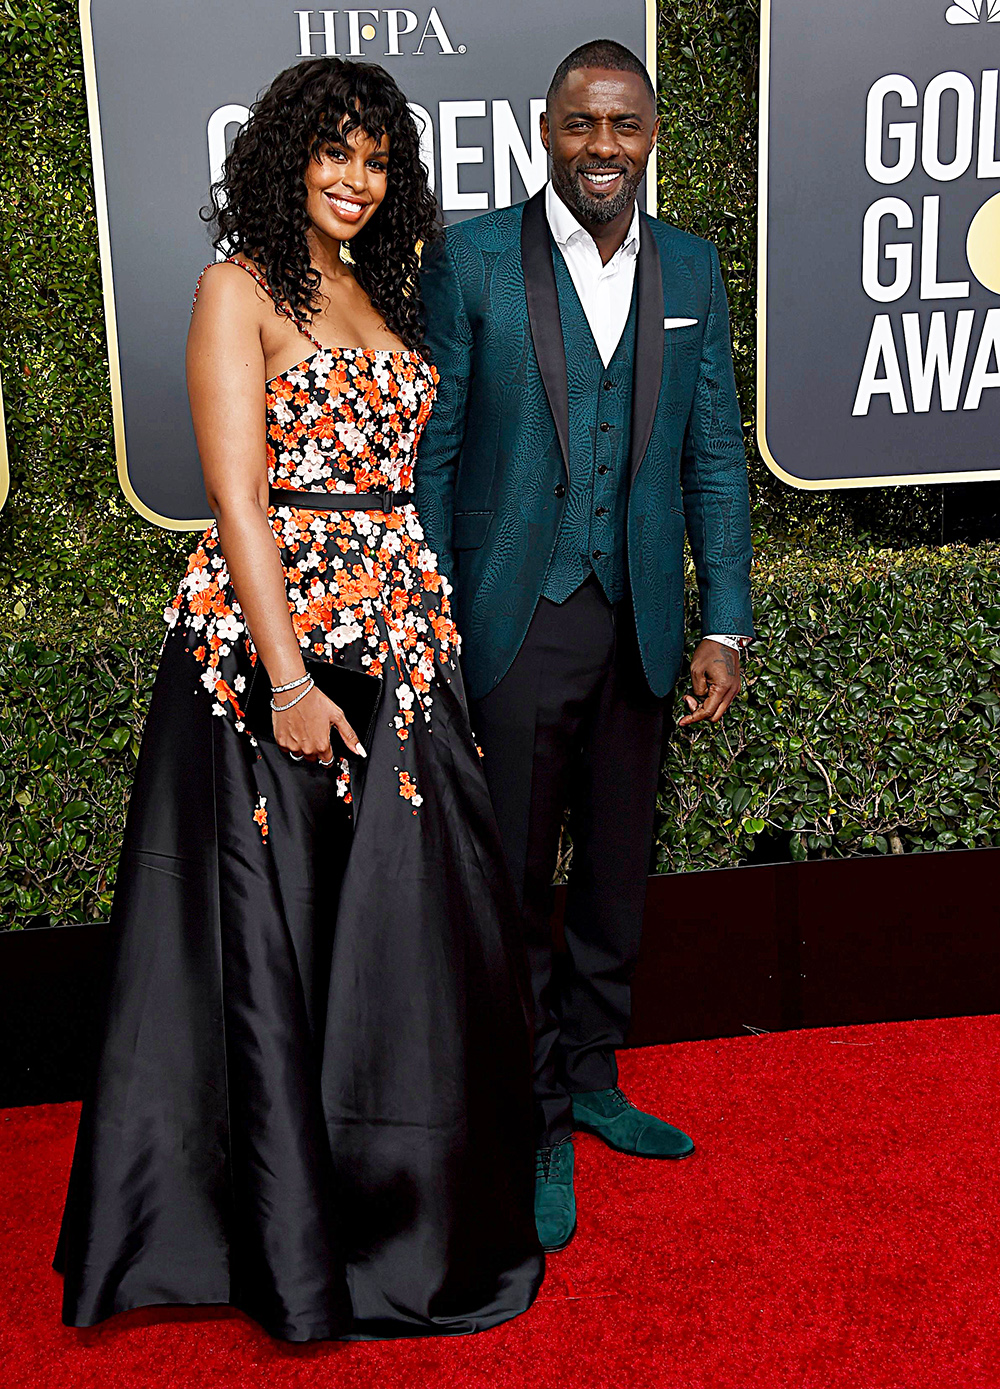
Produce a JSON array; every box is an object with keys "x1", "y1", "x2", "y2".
[
  {"x1": 270, "y1": 678, "x2": 314, "y2": 713},
  {"x1": 271, "y1": 672, "x2": 311, "y2": 695}
]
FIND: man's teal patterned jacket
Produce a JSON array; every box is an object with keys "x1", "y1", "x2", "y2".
[{"x1": 415, "y1": 189, "x2": 753, "y2": 702}]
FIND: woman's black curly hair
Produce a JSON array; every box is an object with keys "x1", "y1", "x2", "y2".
[{"x1": 204, "y1": 57, "x2": 440, "y2": 348}]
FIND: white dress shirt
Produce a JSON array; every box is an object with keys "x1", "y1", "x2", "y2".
[
  {"x1": 544, "y1": 182, "x2": 749, "y2": 654},
  {"x1": 545, "y1": 181, "x2": 640, "y2": 368}
]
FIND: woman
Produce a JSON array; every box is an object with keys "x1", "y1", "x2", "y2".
[{"x1": 55, "y1": 57, "x2": 543, "y2": 1342}]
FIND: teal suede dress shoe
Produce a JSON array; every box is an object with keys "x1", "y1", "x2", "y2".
[
  {"x1": 534, "y1": 1138, "x2": 576, "y2": 1252},
  {"x1": 571, "y1": 1087, "x2": 695, "y2": 1159}
]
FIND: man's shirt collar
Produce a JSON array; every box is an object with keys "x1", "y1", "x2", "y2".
[{"x1": 544, "y1": 180, "x2": 641, "y2": 261}]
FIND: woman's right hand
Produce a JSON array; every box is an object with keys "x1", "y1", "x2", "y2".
[{"x1": 272, "y1": 684, "x2": 366, "y2": 763}]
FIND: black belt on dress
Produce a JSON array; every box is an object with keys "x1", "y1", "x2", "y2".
[{"x1": 269, "y1": 486, "x2": 412, "y2": 511}]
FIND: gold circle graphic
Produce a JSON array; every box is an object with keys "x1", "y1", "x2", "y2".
[
  {"x1": 361, "y1": 23, "x2": 377, "y2": 40},
  {"x1": 967, "y1": 192, "x2": 1000, "y2": 296}
]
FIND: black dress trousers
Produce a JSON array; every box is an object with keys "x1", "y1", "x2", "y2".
[{"x1": 470, "y1": 576, "x2": 665, "y2": 1147}]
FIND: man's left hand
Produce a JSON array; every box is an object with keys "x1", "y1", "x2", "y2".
[{"x1": 678, "y1": 640, "x2": 742, "y2": 727}]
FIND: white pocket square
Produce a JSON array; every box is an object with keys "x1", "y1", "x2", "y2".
[{"x1": 663, "y1": 317, "x2": 699, "y2": 329}]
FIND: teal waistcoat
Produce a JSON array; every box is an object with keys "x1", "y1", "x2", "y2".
[{"x1": 541, "y1": 249, "x2": 638, "y2": 606}]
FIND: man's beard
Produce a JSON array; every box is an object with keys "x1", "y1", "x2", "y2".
[{"x1": 552, "y1": 159, "x2": 644, "y2": 225}]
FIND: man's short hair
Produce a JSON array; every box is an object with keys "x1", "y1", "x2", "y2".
[{"x1": 546, "y1": 39, "x2": 655, "y2": 109}]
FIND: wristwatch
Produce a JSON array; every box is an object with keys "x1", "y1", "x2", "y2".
[{"x1": 705, "y1": 634, "x2": 752, "y2": 653}]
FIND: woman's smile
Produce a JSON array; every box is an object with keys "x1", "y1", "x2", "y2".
[{"x1": 323, "y1": 189, "x2": 369, "y2": 222}]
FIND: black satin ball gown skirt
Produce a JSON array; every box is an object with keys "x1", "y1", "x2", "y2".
[{"x1": 55, "y1": 630, "x2": 543, "y2": 1341}]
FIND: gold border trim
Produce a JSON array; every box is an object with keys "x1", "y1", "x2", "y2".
[
  {"x1": 755, "y1": 0, "x2": 1000, "y2": 490},
  {"x1": 646, "y1": 0, "x2": 658, "y2": 211},
  {"x1": 0, "y1": 370, "x2": 9, "y2": 514},
  {"x1": 79, "y1": 0, "x2": 210, "y2": 530}
]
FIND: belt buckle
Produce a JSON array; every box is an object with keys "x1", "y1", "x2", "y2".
[{"x1": 381, "y1": 488, "x2": 394, "y2": 513}]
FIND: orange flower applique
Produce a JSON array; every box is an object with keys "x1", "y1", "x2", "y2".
[
  {"x1": 336, "y1": 760, "x2": 353, "y2": 807},
  {"x1": 397, "y1": 770, "x2": 423, "y2": 814}
]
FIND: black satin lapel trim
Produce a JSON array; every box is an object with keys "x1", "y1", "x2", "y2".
[
  {"x1": 630, "y1": 216, "x2": 664, "y2": 481},
  {"x1": 520, "y1": 190, "x2": 570, "y2": 481}
]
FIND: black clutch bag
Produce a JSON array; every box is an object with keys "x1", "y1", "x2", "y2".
[{"x1": 244, "y1": 655, "x2": 384, "y2": 752}]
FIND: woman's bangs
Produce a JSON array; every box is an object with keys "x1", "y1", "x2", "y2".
[{"x1": 311, "y1": 99, "x2": 389, "y2": 159}]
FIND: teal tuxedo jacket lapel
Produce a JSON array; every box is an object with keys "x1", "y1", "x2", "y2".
[
  {"x1": 629, "y1": 212, "x2": 664, "y2": 481},
  {"x1": 520, "y1": 190, "x2": 570, "y2": 482}
]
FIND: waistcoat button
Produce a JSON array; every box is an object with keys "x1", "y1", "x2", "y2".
[
  {"x1": 592, "y1": 549, "x2": 604, "y2": 559},
  {"x1": 603, "y1": 380, "x2": 614, "y2": 391},
  {"x1": 599, "y1": 421, "x2": 612, "y2": 432},
  {"x1": 597, "y1": 465, "x2": 609, "y2": 475},
  {"x1": 595, "y1": 506, "x2": 608, "y2": 517},
  {"x1": 553, "y1": 483, "x2": 566, "y2": 498}
]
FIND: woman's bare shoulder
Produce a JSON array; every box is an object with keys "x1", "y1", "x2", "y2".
[{"x1": 191, "y1": 258, "x2": 273, "y2": 333}]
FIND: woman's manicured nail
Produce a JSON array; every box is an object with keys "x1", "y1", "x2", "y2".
[{"x1": 355, "y1": 744, "x2": 367, "y2": 758}]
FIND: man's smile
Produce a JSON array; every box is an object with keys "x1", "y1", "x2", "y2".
[{"x1": 576, "y1": 167, "x2": 626, "y2": 198}]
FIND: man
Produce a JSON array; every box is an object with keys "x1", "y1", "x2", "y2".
[{"x1": 416, "y1": 39, "x2": 753, "y2": 1252}]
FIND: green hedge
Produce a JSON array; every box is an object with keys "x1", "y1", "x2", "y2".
[
  {"x1": 0, "y1": 0, "x2": 187, "y2": 643},
  {"x1": 658, "y1": 544, "x2": 1000, "y2": 873},
  {"x1": 1, "y1": 2, "x2": 997, "y2": 931},
  {"x1": 0, "y1": 633, "x2": 155, "y2": 926},
  {"x1": 4, "y1": 543, "x2": 999, "y2": 928}
]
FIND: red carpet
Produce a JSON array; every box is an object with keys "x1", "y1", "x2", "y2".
[{"x1": 3, "y1": 1015, "x2": 999, "y2": 1388}]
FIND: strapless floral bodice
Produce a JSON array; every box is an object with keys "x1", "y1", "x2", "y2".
[
  {"x1": 266, "y1": 345, "x2": 436, "y2": 494},
  {"x1": 165, "y1": 334, "x2": 457, "y2": 828}
]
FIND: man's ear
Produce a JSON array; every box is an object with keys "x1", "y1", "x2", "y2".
[
  {"x1": 540, "y1": 109, "x2": 551, "y2": 155},
  {"x1": 649, "y1": 115, "x2": 661, "y2": 157}
]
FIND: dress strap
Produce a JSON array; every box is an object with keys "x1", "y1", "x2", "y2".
[{"x1": 191, "y1": 258, "x2": 325, "y2": 352}]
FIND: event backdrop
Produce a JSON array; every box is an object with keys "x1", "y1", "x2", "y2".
[
  {"x1": 6, "y1": 3, "x2": 1000, "y2": 935},
  {"x1": 80, "y1": 0, "x2": 655, "y2": 528},
  {"x1": 759, "y1": 0, "x2": 1000, "y2": 488}
]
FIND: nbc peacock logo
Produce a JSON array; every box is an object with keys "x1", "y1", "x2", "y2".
[{"x1": 946, "y1": 0, "x2": 1000, "y2": 22}]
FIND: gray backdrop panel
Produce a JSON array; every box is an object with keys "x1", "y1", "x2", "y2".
[
  {"x1": 761, "y1": 0, "x2": 1000, "y2": 486},
  {"x1": 87, "y1": 1, "x2": 651, "y2": 524}
]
